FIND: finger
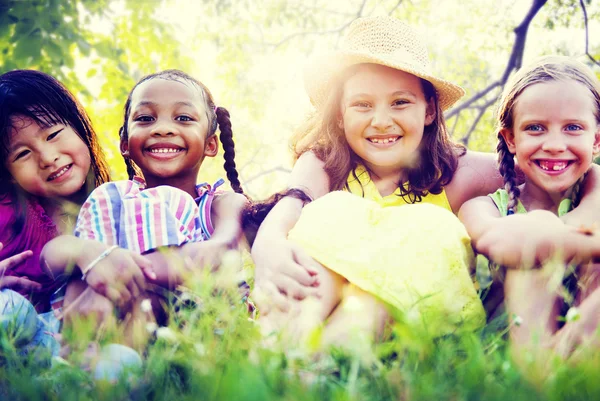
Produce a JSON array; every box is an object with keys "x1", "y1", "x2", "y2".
[
  {"x1": 103, "y1": 287, "x2": 122, "y2": 304},
  {"x1": 0, "y1": 250, "x2": 33, "y2": 274},
  {"x1": 256, "y1": 281, "x2": 290, "y2": 313},
  {"x1": 0, "y1": 276, "x2": 41, "y2": 291},
  {"x1": 291, "y1": 245, "x2": 321, "y2": 276},
  {"x1": 271, "y1": 274, "x2": 320, "y2": 300},
  {"x1": 126, "y1": 257, "x2": 147, "y2": 292},
  {"x1": 13, "y1": 277, "x2": 43, "y2": 292},
  {"x1": 280, "y1": 261, "x2": 320, "y2": 287}
]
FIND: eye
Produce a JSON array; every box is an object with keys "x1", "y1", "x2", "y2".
[
  {"x1": 134, "y1": 115, "x2": 154, "y2": 122},
  {"x1": 392, "y1": 99, "x2": 409, "y2": 107},
  {"x1": 47, "y1": 127, "x2": 64, "y2": 141},
  {"x1": 176, "y1": 115, "x2": 193, "y2": 122},
  {"x1": 351, "y1": 101, "x2": 371, "y2": 109},
  {"x1": 14, "y1": 149, "x2": 30, "y2": 161},
  {"x1": 565, "y1": 124, "x2": 583, "y2": 132},
  {"x1": 524, "y1": 124, "x2": 544, "y2": 133}
]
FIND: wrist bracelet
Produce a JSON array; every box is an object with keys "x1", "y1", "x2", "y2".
[{"x1": 81, "y1": 245, "x2": 119, "y2": 281}]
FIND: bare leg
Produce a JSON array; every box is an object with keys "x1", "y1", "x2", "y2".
[{"x1": 321, "y1": 285, "x2": 391, "y2": 352}]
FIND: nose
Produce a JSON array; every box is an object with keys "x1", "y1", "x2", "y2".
[
  {"x1": 39, "y1": 145, "x2": 59, "y2": 169},
  {"x1": 370, "y1": 105, "x2": 393, "y2": 131},
  {"x1": 152, "y1": 118, "x2": 176, "y2": 137},
  {"x1": 541, "y1": 131, "x2": 567, "y2": 153}
]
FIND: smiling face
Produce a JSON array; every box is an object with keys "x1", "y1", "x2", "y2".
[
  {"x1": 339, "y1": 64, "x2": 435, "y2": 180},
  {"x1": 5, "y1": 116, "x2": 92, "y2": 200},
  {"x1": 501, "y1": 79, "x2": 600, "y2": 197},
  {"x1": 122, "y1": 78, "x2": 218, "y2": 190}
]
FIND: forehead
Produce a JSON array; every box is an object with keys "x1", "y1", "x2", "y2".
[
  {"x1": 342, "y1": 64, "x2": 424, "y2": 95},
  {"x1": 130, "y1": 78, "x2": 206, "y2": 109},
  {"x1": 515, "y1": 79, "x2": 596, "y2": 119},
  {"x1": 9, "y1": 115, "x2": 45, "y2": 142}
]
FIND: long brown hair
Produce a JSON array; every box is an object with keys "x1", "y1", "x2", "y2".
[
  {"x1": 291, "y1": 63, "x2": 464, "y2": 202},
  {"x1": 496, "y1": 56, "x2": 600, "y2": 213}
]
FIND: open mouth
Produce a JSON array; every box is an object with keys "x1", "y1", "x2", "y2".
[
  {"x1": 147, "y1": 147, "x2": 185, "y2": 154},
  {"x1": 535, "y1": 160, "x2": 574, "y2": 172},
  {"x1": 47, "y1": 164, "x2": 72, "y2": 181},
  {"x1": 367, "y1": 136, "x2": 401, "y2": 144}
]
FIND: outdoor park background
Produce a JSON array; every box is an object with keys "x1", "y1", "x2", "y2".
[
  {"x1": 1, "y1": 0, "x2": 599, "y2": 200},
  {"x1": 2, "y1": 1, "x2": 600, "y2": 399}
]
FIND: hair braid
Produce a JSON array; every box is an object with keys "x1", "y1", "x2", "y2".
[
  {"x1": 570, "y1": 172, "x2": 588, "y2": 208},
  {"x1": 497, "y1": 135, "x2": 520, "y2": 214},
  {"x1": 215, "y1": 107, "x2": 243, "y2": 194}
]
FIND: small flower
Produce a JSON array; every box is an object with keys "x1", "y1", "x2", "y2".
[
  {"x1": 566, "y1": 307, "x2": 581, "y2": 322},
  {"x1": 342, "y1": 295, "x2": 365, "y2": 313},
  {"x1": 502, "y1": 361, "x2": 510, "y2": 372},
  {"x1": 145, "y1": 322, "x2": 158, "y2": 334},
  {"x1": 513, "y1": 315, "x2": 523, "y2": 326},
  {"x1": 194, "y1": 343, "x2": 206, "y2": 356},
  {"x1": 140, "y1": 298, "x2": 152, "y2": 313},
  {"x1": 156, "y1": 327, "x2": 178, "y2": 342}
]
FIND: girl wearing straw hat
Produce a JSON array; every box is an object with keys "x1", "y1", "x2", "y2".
[{"x1": 251, "y1": 16, "x2": 600, "y2": 346}]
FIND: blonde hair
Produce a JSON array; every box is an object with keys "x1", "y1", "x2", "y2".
[
  {"x1": 496, "y1": 56, "x2": 600, "y2": 213},
  {"x1": 292, "y1": 64, "x2": 464, "y2": 201}
]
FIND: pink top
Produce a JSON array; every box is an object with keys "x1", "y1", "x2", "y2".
[{"x1": 0, "y1": 196, "x2": 61, "y2": 312}]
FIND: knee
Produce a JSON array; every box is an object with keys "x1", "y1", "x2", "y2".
[{"x1": 0, "y1": 289, "x2": 38, "y2": 345}]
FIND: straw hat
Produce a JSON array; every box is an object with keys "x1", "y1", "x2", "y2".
[{"x1": 304, "y1": 16, "x2": 465, "y2": 111}]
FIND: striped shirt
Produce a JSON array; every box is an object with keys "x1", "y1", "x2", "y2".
[{"x1": 74, "y1": 177, "x2": 224, "y2": 254}]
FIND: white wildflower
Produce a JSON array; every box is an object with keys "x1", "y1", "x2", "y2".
[
  {"x1": 565, "y1": 307, "x2": 581, "y2": 322},
  {"x1": 145, "y1": 322, "x2": 158, "y2": 334},
  {"x1": 156, "y1": 326, "x2": 177, "y2": 342},
  {"x1": 513, "y1": 315, "x2": 523, "y2": 327},
  {"x1": 502, "y1": 361, "x2": 510, "y2": 372},
  {"x1": 140, "y1": 298, "x2": 152, "y2": 313},
  {"x1": 194, "y1": 343, "x2": 206, "y2": 356},
  {"x1": 342, "y1": 295, "x2": 365, "y2": 313}
]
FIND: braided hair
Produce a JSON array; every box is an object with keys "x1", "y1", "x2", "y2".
[
  {"x1": 120, "y1": 70, "x2": 243, "y2": 194},
  {"x1": 496, "y1": 56, "x2": 600, "y2": 213}
]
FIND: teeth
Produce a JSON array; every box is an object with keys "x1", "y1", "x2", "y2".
[
  {"x1": 369, "y1": 137, "x2": 399, "y2": 144},
  {"x1": 49, "y1": 165, "x2": 70, "y2": 180},
  {"x1": 539, "y1": 161, "x2": 569, "y2": 171},
  {"x1": 150, "y1": 148, "x2": 181, "y2": 153}
]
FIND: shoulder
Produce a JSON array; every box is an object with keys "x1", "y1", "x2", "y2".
[{"x1": 445, "y1": 150, "x2": 503, "y2": 213}]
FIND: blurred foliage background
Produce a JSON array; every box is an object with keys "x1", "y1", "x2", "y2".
[{"x1": 1, "y1": 0, "x2": 599, "y2": 199}]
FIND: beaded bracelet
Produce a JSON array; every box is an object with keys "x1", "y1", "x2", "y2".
[{"x1": 81, "y1": 245, "x2": 119, "y2": 281}]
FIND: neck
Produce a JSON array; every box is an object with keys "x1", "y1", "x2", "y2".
[
  {"x1": 519, "y1": 180, "x2": 572, "y2": 215},
  {"x1": 363, "y1": 163, "x2": 406, "y2": 197},
  {"x1": 144, "y1": 175, "x2": 198, "y2": 198}
]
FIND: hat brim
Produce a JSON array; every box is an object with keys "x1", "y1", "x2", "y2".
[{"x1": 304, "y1": 51, "x2": 465, "y2": 112}]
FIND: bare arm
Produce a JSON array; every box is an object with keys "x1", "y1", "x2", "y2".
[
  {"x1": 446, "y1": 150, "x2": 504, "y2": 214},
  {"x1": 562, "y1": 164, "x2": 600, "y2": 228},
  {"x1": 41, "y1": 235, "x2": 153, "y2": 304}
]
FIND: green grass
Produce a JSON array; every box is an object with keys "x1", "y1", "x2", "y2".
[{"x1": 2, "y1": 267, "x2": 600, "y2": 400}]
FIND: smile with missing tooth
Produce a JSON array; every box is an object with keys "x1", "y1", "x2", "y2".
[
  {"x1": 535, "y1": 160, "x2": 574, "y2": 172},
  {"x1": 147, "y1": 148, "x2": 184, "y2": 154},
  {"x1": 367, "y1": 136, "x2": 401, "y2": 144}
]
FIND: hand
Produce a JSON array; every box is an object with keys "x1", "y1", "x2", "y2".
[
  {"x1": 251, "y1": 235, "x2": 320, "y2": 315},
  {"x1": 81, "y1": 244, "x2": 154, "y2": 306},
  {"x1": 0, "y1": 243, "x2": 41, "y2": 292},
  {"x1": 475, "y1": 210, "x2": 589, "y2": 269},
  {"x1": 181, "y1": 239, "x2": 230, "y2": 272},
  {"x1": 62, "y1": 284, "x2": 116, "y2": 325}
]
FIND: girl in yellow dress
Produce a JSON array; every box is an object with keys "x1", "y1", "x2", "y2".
[{"x1": 251, "y1": 17, "x2": 600, "y2": 347}]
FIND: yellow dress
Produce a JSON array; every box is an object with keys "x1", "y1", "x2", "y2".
[{"x1": 288, "y1": 166, "x2": 486, "y2": 336}]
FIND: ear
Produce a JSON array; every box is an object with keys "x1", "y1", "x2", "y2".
[
  {"x1": 204, "y1": 135, "x2": 219, "y2": 158},
  {"x1": 499, "y1": 128, "x2": 517, "y2": 154},
  {"x1": 120, "y1": 137, "x2": 129, "y2": 157},
  {"x1": 424, "y1": 98, "x2": 436, "y2": 126},
  {"x1": 593, "y1": 125, "x2": 600, "y2": 154}
]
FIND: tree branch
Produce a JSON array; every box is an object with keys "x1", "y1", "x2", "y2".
[
  {"x1": 241, "y1": 166, "x2": 292, "y2": 186},
  {"x1": 459, "y1": 96, "x2": 498, "y2": 145},
  {"x1": 579, "y1": 0, "x2": 600, "y2": 67},
  {"x1": 268, "y1": 0, "x2": 368, "y2": 49},
  {"x1": 445, "y1": 0, "x2": 547, "y2": 142}
]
